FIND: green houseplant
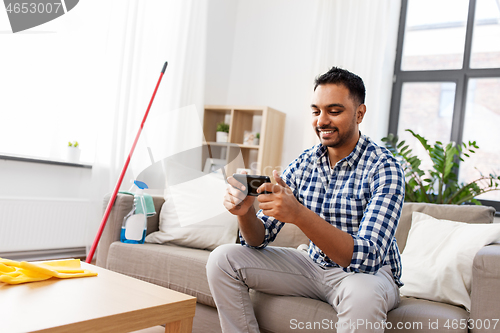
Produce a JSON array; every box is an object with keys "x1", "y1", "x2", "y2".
[
  {"x1": 216, "y1": 123, "x2": 229, "y2": 133},
  {"x1": 216, "y1": 123, "x2": 229, "y2": 143},
  {"x1": 382, "y1": 129, "x2": 500, "y2": 205},
  {"x1": 253, "y1": 132, "x2": 260, "y2": 145},
  {"x1": 68, "y1": 141, "x2": 79, "y2": 148},
  {"x1": 66, "y1": 140, "x2": 81, "y2": 163}
]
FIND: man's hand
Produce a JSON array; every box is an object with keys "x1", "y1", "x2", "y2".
[
  {"x1": 257, "y1": 170, "x2": 302, "y2": 224},
  {"x1": 223, "y1": 172, "x2": 255, "y2": 216}
]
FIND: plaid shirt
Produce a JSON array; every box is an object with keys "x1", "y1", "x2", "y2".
[{"x1": 241, "y1": 134, "x2": 405, "y2": 286}]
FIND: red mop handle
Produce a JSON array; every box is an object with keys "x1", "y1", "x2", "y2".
[{"x1": 86, "y1": 61, "x2": 168, "y2": 263}]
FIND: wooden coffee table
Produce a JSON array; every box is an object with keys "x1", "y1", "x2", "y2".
[{"x1": 0, "y1": 262, "x2": 196, "y2": 333}]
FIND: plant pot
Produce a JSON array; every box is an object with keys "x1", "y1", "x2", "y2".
[
  {"x1": 216, "y1": 131, "x2": 228, "y2": 143},
  {"x1": 253, "y1": 138, "x2": 260, "y2": 145},
  {"x1": 66, "y1": 147, "x2": 81, "y2": 163}
]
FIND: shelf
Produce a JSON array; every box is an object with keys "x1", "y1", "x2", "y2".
[
  {"x1": 239, "y1": 144, "x2": 260, "y2": 149},
  {"x1": 203, "y1": 142, "x2": 260, "y2": 149},
  {"x1": 202, "y1": 141, "x2": 231, "y2": 147},
  {"x1": 202, "y1": 105, "x2": 285, "y2": 178},
  {"x1": 0, "y1": 153, "x2": 92, "y2": 169}
]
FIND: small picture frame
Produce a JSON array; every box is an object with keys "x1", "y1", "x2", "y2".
[
  {"x1": 243, "y1": 131, "x2": 256, "y2": 145},
  {"x1": 204, "y1": 158, "x2": 226, "y2": 174}
]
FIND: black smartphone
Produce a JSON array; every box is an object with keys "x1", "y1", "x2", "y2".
[{"x1": 232, "y1": 174, "x2": 271, "y2": 196}]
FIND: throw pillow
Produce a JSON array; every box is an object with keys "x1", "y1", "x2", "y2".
[
  {"x1": 400, "y1": 212, "x2": 500, "y2": 311},
  {"x1": 145, "y1": 172, "x2": 238, "y2": 250}
]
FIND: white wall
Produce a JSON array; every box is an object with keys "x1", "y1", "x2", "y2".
[
  {"x1": 0, "y1": 160, "x2": 92, "y2": 199},
  {"x1": 204, "y1": 0, "x2": 239, "y2": 104},
  {"x1": 205, "y1": 0, "x2": 319, "y2": 167}
]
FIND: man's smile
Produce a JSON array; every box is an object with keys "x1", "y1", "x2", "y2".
[{"x1": 317, "y1": 128, "x2": 338, "y2": 138}]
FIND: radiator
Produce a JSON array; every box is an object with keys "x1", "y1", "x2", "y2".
[{"x1": 0, "y1": 197, "x2": 91, "y2": 258}]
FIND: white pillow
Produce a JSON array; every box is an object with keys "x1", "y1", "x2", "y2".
[
  {"x1": 400, "y1": 212, "x2": 500, "y2": 311},
  {"x1": 145, "y1": 172, "x2": 238, "y2": 250}
]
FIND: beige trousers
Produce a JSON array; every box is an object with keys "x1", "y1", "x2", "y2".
[{"x1": 206, "y1": 244, "x2": 400, "y2": 333}]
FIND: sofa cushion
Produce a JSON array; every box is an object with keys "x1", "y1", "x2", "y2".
[
  {"x1": 269, "y1": 202, "x2": 496, "y2": 251},
  {"x1": 400, "y1": 212, "x2": 500, "y2": 311},
  {"x1": 145, "y1": 192, "x2": 238, "y2": 251},
  {"x1": 106, "y1": 242, "x2": 215, "y2": 307},
  {"x1": 387, "y1": 297, "x2": 469, "y2": 333},
  {"x1": 251, "y1": 290, "x2": 336, "y2": 333},
  {"x1": 270, "y1": 223, "x2": 309, "y2": 248},
  {"x1": 396, "y1": 202, "x2": 495, "y2": 252},
  {"x1": 269, "y1": 202, "x2": 495, "y2": 251},
  {"x1": 250, "y1": 291, "x2": 469, "y2": 333}
]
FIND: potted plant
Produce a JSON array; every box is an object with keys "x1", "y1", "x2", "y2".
[
  {"x1": 67, "y1": 141, "x2": 81, "y2": 163},
  {"x1": 253, "y1": 132, "x2": 260, "y2": 145},
  {"x1": 382, "y1": 129, "x2": 500, "y2": 205},
  {"x1": 216, "y1": 123, "x2": 229, "y2": 143}
]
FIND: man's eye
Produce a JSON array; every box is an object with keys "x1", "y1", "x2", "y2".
[{"x1": 312, "y1": 111, "x2": 320, "y2": 115}]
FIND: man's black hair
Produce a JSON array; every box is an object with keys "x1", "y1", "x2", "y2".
[{"x1": 314, "y1": 67, "x2": 366, "y2": 105}]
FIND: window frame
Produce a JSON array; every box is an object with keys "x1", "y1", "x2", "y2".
[{"x1": 388, "y1": 0, "x2": 500, "y2": 211}]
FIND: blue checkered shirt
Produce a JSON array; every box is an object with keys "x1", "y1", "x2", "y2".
[{"x1": 240, "y1": 134, "x2": 405, "y2": 286}]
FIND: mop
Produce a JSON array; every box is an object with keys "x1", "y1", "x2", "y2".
[{"x1": 86, "y1": 62, "x2": 168, "y2": 263}]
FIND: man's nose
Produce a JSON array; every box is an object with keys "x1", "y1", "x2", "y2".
[{"x1": 317, "y1": 111, "x2": 330, "y2": 127}]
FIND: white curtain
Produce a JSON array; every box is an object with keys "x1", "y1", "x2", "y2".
[
  {"x1": 97, "y1": 0, "x2": 206, "y2": 178},
  {"x1": 88, "y1": 0, "x2": 207, "y2": 248},
  {"x1": 304, "y1": 0, "x2": 401, "y2": 148},
  {"x1": 0, "y1": 0, "x2": 207, "y2": 253}
]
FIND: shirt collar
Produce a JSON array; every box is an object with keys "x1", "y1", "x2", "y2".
[{"x1": 314, "y1": 132, "x2": 368, "y2": 169}]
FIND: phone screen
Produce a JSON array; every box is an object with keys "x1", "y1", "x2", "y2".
[{"x1": 233, "y1": 174, "x2": 271, "y2": 196}]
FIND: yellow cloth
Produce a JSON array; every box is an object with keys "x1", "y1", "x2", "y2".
[{"x1": 0, "y1": 258, "x2": 97, "y2": 285}]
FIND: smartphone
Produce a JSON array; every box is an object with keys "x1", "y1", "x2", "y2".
[{"x1": 232, "y1": 174, "x2": 271, "y2": 196}]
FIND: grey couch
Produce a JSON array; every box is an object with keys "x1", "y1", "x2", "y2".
[{"x1": 96, "y1": 194, "x2": 500, "y2": 333}]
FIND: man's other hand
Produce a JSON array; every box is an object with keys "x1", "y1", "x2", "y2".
[
  {"x1": 257, "y1": 170, "x2": 301, "y2": 223},
  {"x1": 224, "y1": 171, "x2": 255, "y2": 216}
]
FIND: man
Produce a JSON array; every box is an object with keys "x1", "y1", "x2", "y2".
[{"x1": 206, "y1": 67, "x2": 405, "y2": 333}]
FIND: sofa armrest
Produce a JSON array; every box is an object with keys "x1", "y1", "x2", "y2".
[
  {"x1": 95, "y1": 193, "x2": 165, "y2": 268},
  {"x1": 96, "y1": 193, "x2": 134, "y2": 268},
  {"x1": 470, "y1": 243, "x2": 500, "y2": 333}
]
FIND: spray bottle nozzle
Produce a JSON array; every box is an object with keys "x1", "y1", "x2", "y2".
[{"x1": 134, "y1": 180, "x2": 149, "y2": 190}]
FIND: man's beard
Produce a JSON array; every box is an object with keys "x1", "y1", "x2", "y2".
[
  {"x1": 316, "y1": 126, "x2": 339, "y2": 147},
  {"x1": 315, "y1": 123, "x2": 356, "y2": 148}
]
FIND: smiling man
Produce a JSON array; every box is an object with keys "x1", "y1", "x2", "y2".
[{"x1": 207, "y1": 67, "x2": 405, "y2": 333}]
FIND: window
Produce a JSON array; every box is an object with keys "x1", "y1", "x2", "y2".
[
  {"x1": 0, "y1": 6, "x2": 108, "y2": 164},
  {"x1": 389, "y1": 0, "x2": 500, "y2": 209}
]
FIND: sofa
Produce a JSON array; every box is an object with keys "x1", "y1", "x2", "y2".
[{"x1": 96, "y1": 193, "x2": 500, "y2": 333}]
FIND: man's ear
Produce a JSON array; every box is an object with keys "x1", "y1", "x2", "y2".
[{"x1": 357, "y1": 104, "x2": 366, "y2": 124}]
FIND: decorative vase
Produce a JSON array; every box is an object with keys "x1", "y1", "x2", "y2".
[
  {"x1": 66, "y1": 147, "x2": 81, "y2": 163},
  {"x1": 216, "y1": 131, "x2": 228, "y2": 143}
]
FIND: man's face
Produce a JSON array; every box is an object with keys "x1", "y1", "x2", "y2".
[{"x1": 311, "y1": 83, "x2": 364, "y2": 149}]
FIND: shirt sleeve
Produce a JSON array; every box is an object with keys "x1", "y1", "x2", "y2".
[
  {"x1": 239, "y1": 213, "x2": 284, "y2": 249},
  {"x1": 239, "y1": 164, "x2": 299, "y2": 249},
  {"x1": 347, "y1": 159, "x2": 405, "y2": 274}
]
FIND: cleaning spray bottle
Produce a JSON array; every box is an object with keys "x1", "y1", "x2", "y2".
[{"x1": 120, "y1": 180, "x2": 149, "y2": 244}]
